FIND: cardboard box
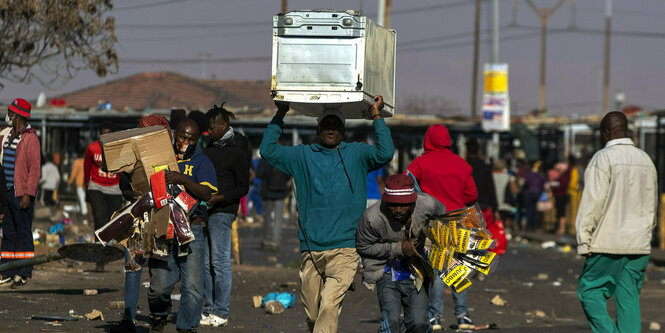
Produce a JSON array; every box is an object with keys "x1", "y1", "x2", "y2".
[
  {"x1": 100, "y1": 126, "x2": 179, "y2": 238},
  {"x1": 100, "y1": 126, "x2": 178, "y2": 194}
]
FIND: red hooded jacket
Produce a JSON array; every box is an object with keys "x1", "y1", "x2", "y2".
[{"x1": 406, "y1": 124, "x2": 477, "y2": 211}]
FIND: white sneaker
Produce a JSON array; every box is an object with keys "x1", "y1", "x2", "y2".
[{"x1": 200, "y1": 313, "x2": 228, "y2": 327}]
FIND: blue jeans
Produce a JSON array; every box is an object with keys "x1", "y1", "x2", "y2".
[
  {"x1": 429, "y1": 269, "x2": 469, "y2": 320},
  {"x1": 202, "y1": 212, "x2": 234, "y2": 318},
  {"x1": 123, "y1": 246, "x2": 143, "y2": 321},
  {"x1": 148, "y1": 223, "x2": 205, "y2": 330},
  {"x1": 377, "y1": 273, "x2": 431, "y2": 333}
]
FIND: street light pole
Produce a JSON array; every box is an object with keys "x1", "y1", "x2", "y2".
[{"x1": 602, "y1": 0, "x2": 612, "y2": 113}]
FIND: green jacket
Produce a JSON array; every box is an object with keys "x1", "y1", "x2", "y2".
[{"x1": 260, "y1": 117, "x2": 394, "y2": 251}]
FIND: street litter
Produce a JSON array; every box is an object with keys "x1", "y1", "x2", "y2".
[
  {"x1": 483, "y1": 288, "x2": 507, "y2": 293},
  {"x1": 423, "y1": 204, "x2": 500, "y2": 292},
  {"x1": 264, "y1": 300, "x2": 285, "y2": 315},
  {"x1": 44, "y1": 321, "x2": 62, "y2": 326},
  {"x1": 490, "y1": 294, "x2": 506, "y2": 306},
  {"x1": 84, "y1": 309, "x2": 104, "y2": 321},
  {"x1": 83, "y1": 289, "x2": 98, "y2": 296},
  {"x1": 260, "y1": 292, "x2": 296, "y2": 315},
  {"x1": 552, "y1": 281, "x2": 562, "y2": 287},
  {"x1": 525, "y1": 310, "x2": 546, "y2": 318},
  {"x1": 541, "y1": 241, "x2": 556, "y2": 249},
  {"x1": 649, "y1": 322, "x2": 661, "y2": 331},
  {"x1": 108, "y1": 301, "x2": 124, "y2": 309},
  {"x1": 142, "y1": 282, "x2": 150, "y2": 288},
  {"x1": 171, "y1": 294, "x2": 181, "y2": 301},
  {"x1": 535, "y1": 273, "x2": 549, "y2": 280},
  {"x1": 253, "y1": 295, "x2": 263, "y2": 308},
  {"x1": 31, "y1": 315, "x2": 79, "y2": 321}
]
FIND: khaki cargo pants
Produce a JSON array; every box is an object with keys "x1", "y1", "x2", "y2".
[{"x1": 299, "y1": 247, "x2": 359, "y2": 333}]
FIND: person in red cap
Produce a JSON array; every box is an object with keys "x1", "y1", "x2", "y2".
[
  {"x1": 356, "y1": 174, "x2": 446, "y2": 333},
  {"x1": 0, "y1": 98, "x2": 42, "y2": 288}
]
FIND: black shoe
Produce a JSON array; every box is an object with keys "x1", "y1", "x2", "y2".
[
  {"x1": 10, "y1": 276, "x2": 26, "y2": 289},
  {"x1": 457, "y1": 315, "x2": 474, "y2": 329},
  {"x1": 111, "y1": 318, "x2": 137, "y2": 333},
  {"x1": 150, "y1": 315, "x2": 168, "y2": 332}
]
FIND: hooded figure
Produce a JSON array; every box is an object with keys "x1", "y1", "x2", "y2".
[{"x1": 406, "y1": 124, "x2": 477, "y2": 211}]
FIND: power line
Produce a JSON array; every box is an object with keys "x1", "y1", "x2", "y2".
[
  {"x1": 513, "y1": 25, "x2": 665, "y2": 38},
  {"x1": 116, "y1": 20, "x2": 269, "y2": 30},
  {"x1": 115, "y1": 0, "x2": 190, "y2": 11},
  {"x1": 120, "y1": 29, "x2": 265, "y2": 42},
  {"x1": 400, "y1": 30, "x2": 568, "y2": 53},
  {"x1": 117, "y1": 2, "x2": 472, "y2": 30},
  {"x1": 120, "y1": 56, "x2": 270, "y2": 64}
]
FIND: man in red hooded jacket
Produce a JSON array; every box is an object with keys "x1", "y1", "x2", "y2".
[
  {"x1": 406, "y1": 124, "x2": 478, "y2": 330},
  {"x1": 0, "y1": 98, "x2": 41, "y2": 288}
]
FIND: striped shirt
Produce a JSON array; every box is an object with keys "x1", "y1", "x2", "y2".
[{"x1": 2, "y1": 129, "x2": 20, "y2": 189}]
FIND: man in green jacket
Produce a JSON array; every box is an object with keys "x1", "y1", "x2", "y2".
[{"x1": 260, "y1": 96, "x2": 394, "y2": 333}]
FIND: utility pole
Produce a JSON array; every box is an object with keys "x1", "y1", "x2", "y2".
[
  {"x1": 492, "y1": 0, "x2": 499, "y2": 63},
  {"x1": 384, "y1": 0, "x2": 392, "y2": 28},
  {"x1": 377, "y1": 0, "x2": 385, "y2": 26},
  {"x1": 281, "y1": 0, "x2": 287, "y2": 14},
  {"x1": 602, "y1": 0, "x2": 612, "y2": 113},
  {"x1": 471, "y1": 0, "x2": 481, "y2": 118},
  {"x1": 525, "y1": 0, "x2": 566, "y2": 113}
]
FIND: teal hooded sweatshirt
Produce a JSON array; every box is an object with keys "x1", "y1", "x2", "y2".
[{"x1": 260, "y1": 117, "x2": 394, "y2": 251}]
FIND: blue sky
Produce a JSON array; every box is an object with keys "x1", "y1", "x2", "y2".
[{"x1": 1, "y1": 0, "x2": 664, "y2": 117}]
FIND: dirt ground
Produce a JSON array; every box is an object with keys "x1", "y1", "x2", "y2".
[{"x1": 0, "y1": 205, "x2": 663, "y2": 332}]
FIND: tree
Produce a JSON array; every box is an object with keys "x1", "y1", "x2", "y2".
[{"x1": 0, "y1": 0, "x2": 117, "y2": 90}]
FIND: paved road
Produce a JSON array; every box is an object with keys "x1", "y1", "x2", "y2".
[{"x1": 0, "y1": 217, "x2": 663, "y2": 332}]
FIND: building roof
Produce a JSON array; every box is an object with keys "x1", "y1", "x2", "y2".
[{"x1": 54, "y1": 71, "x2": 273, "y2": 112}]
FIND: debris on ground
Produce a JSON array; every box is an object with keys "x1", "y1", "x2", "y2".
[
  {"x1": 31, "y1": 315, "x2": 79, "y2": 321},
  {"x1": 650, "y1": 322, "x2": 661, "y2": 331},
  {"x1": 171, "y1": 294, "x2": 181, "y2": 301},
  {"x1": 108, "y1": 301, "x2": 124, "y2": 309},
  {"x1": 259, "y1": 292, "x2": 296, "y2": 315},
  {"x1": 83, "y1": 289, "x2": 98, "y2": 296},
  {"x1": 264, "y1": 300, "x2": 285, "y2": 315},
  {"x1": 84, "y1": 309, "x2": 104, "y2": 321},
  {"x1": 253, "y1": 296, "x2": 263, "y2": 308},
  {"x1": 525, "y1": 310, "x2": 546, "y2": 318},
  {"x1": 535, "y1": 273, "x2": 549, "y2": 280},
  {"x1": 490, "y1": 294, "x2": 506, "y2": 306},
  {"x1": 541, "y1": 241, "x2": 556, "y2": 249}
]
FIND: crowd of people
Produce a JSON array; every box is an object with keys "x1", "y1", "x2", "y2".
[{"x1": 0, "y1": 97, "x2": 658, "y2": 333}]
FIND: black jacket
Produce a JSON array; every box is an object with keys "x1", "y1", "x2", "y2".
[
  {"x1": 204, "y1": 130, "x2": 250, "y2": 215},
  {"x1": 466, "y1": 156, "x2": 498, "y2": 211}
]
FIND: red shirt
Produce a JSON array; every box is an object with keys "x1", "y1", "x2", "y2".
[{"x1": 84, "y1": 140, "x2": 119, "y2": 187}]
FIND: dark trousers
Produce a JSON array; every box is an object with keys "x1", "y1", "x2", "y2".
[
  {"x1": 377, "y1": 272, "x2": 430, "y2": 333},
  {"x1": 524, "y1": 191, "x2": 540, "y2": 231},
  {"x1": 43, "y1": 189, "x2": 56, "y2": 206},
  {"x1": 1, "y1": 191, "x2": 35, "y2": 278},
  {"x1": 87, "y1": 190, "x2": 123, "y2": 231}
]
